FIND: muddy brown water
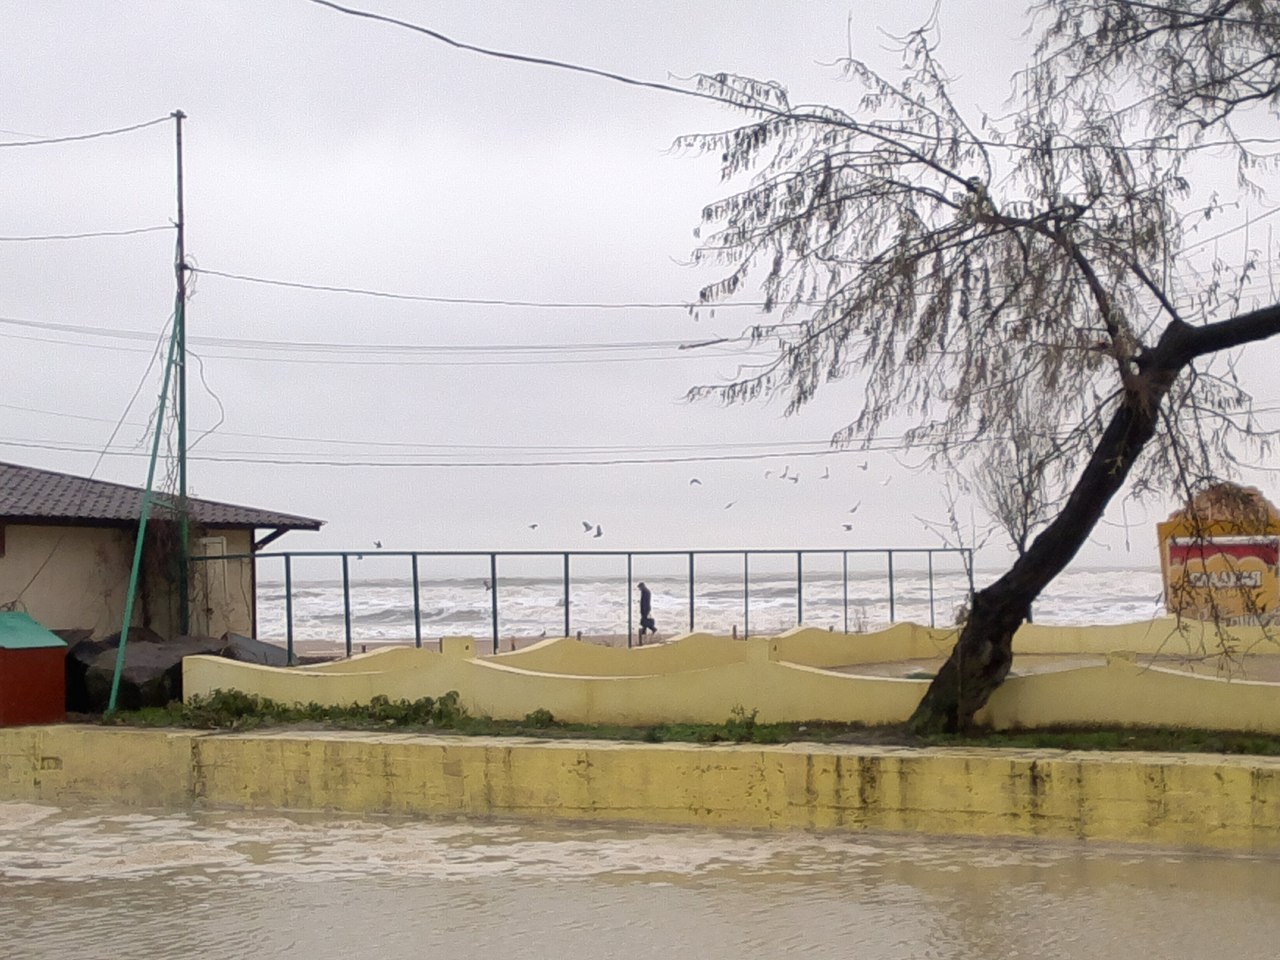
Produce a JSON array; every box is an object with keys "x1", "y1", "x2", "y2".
[{"x1": 3, "y1": 802, "x2": 1279, "y2": 959}]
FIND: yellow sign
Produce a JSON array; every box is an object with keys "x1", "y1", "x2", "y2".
[
  {"x1": 1165, "y1": 536, "x2": 1280, "y2": 625},
  {"x1": 1157, "y1": 483, "x2": 1280, "y2": 625}
]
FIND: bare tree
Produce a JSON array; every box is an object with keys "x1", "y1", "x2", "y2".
[
  {"x1": 970, "y1": 395, "x2": 1064, "y2": 565},
  {"x1": 681, "y1": 3, "x2": 1280, "y2": 731}
]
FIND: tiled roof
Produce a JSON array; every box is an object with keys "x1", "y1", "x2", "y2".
[{"x1": 0, "y1": 462, "x2": 323, "y2": 531}]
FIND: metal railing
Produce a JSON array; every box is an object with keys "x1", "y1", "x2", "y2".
[{"x1": 196, "y1": 547, "x2": 974, "y2": 661}]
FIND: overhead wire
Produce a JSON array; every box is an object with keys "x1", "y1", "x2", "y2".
[
  {"x1": 5, "y1": 395, "x2": 1279, "y2": 465},
  {"x1": 0, "y1": 437, "x2": 913, "y2": 468},
  {"x1": 188, "y1": 266, "x2": 767, "y2": 310},
  {"x1": 0, "y1": 115, "x2": 170, "y2": 148},
  {"x1": 302, "y1": 0, "x2": 1279, "y2": 159},
  {"x1": 0, "y1": 225, "x2": 174, "y2": 243}
]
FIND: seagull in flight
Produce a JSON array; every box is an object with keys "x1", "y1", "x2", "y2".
[
  {"x1": 593, "y1": 524, "x2": 603, "y2": 538},
  {"x1": 858, "y1": 460, "x2": 869, "y2": 471},
  {"x1": 820, "y1": 467, "x2": 830, "y2": 480},
  {"x1": 689, "y1": 477, "x2": 703, "y2": 485},
  {"x1": 880, "y1": 476, "x2": 891, "y2": 485},
  {"x1": 373, "y1": 540, "x2": 382, "y2": 549},
  {"x1": 780, "y1": 465, "x2": 790, "y2": 479},
  {"x1": 788, "y1": 474, "x2": 800, "y2": 484},
  {"x1": 528, "y1": 523, "x2": 539, "y2": 529},
  {"x1": 842, "y1": 523, "x2": 854, "y2": 531},
  {"x1": 582, "y1": 521, "x2": 593, "y2": 532},
  {"x1": 764, "y1": 470, "x2": 773, "y2": 479},
  {"x1": 849, "y1": 502, "x2": 861, "y2": 514},
  {"x1": 724, "y1": 501, "x2": 736, "y2": 510}
]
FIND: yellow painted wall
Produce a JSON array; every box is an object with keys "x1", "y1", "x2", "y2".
[
  {"x1": 185, "y1": 620, "x2": 1280, "y2": 733},
  {"x1": 979, "y1": 656, "x2": 1280, "y2": 733},
  {"x1": 492, "y1": 632, "x2": 747, "y2": 676},
  {"x1": 772, "y1": 623, "x2": 957, "y2": 666},
  {"x1": 185, "y1": 639, "x2": 927, "y2": 725},
  {"x1": 4, "y1": 725, "x2": 1280, "y2": 853},
  {"x1": 0, "y1": 523, "x2": 254, "y2": 639}
]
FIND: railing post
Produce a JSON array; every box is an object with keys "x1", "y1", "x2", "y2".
[
  {"x1": 626, "y1": 553, "x2": 633, "y2": 647},
  {"x1": 284, "y1": 554, "x2": 294, "y2": 664},
  {"x1": 928, "y1": 550, "x2": 936, "y2": 628},
  {"x1": 341, "y1": 553, "x2": 352, "y2": 658},
  {"x1": 842, "y1": 551, "x2": 848, "y2": 635},
  {"x1": 411, "y1": 553, "x2": 422, "y2": 648},
  {"x1": 887, "y1": 550, "x2": 896, "y2": 623},
  {"x1": 688, "y1": 552, "x2": 695, "y2": 632},
  {"x1": 743, "y1": 551, "x2": 750, "y2": 640},
  {"x1": 490, "y1": 553, "x2": 499, "y2": 654},
  {"x1": 796, "y1": 550, "x2": 803, "y2": 624},
  {"x1": 563, "y1": 553, "x2": 570, "y2": 638}
]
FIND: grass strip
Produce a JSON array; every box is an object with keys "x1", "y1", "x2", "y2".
[{"x1": 100, "y1": 690, "x2": 1280, "y2": 756}]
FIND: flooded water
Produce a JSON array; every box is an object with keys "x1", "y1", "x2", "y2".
[{"x1": 3, "y1": 803, "x2": 1279, "y2": 959}]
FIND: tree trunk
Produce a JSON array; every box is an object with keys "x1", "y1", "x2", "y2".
[
  {"x1": 909, "y1": 304, "x2": 1280, "y2": 733},
  {"x1": 909, "y1": 329, "x2": 1180, "y2": 732}
]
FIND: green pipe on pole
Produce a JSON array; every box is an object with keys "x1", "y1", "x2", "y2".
[
  {"x1": 107, "y1": 326, "x2": 180, "y2": 714},
  {"x1": 173, "y1": 109, "x2": 190, "y2": 637}
]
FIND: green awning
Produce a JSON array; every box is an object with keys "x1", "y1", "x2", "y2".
[{"x1": 0, "y1": 612, "x2": 68, "y2": 650}]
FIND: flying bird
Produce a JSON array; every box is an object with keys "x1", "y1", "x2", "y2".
[
  {"x1": 820, "y1": 467, "x2": 830, "y2": 480},
  {"x1": 593, "y1": 524, "x2": 603, "y2": 538},
  {"x1": 373, "y1": 540, "x2": 382, "y2": 549},
  {"x1": 724, "y1": 501, "x2": 736, "y2": 510},
  {"x1": 849, "y1": 501, "x2": 862, "y2": 514},
  {"x1": 582, "y1": 521, "x2": 593, "y2": 532},
  {"x1": 689, "y1": 478, "x2": 702, "y2": 486},
  {"x1": 842, "y1": 523, "x2": 854, "y2": 531},
  {"x1": 780, "y1": 466, "x2": 790, "y2": 479},
  {"x1": 858, "y1": 461, "x2": 869, "y2": 471},
  {"x1": 788, "y1": 474, "x2": 800, "y2": 484},
  {"x1": 880, "y1": 476, "x2": 891, "y2": 485},
  {"x1": 528, "y1": 523, "x2": 539, "y2": 530},
  {"x1": 764, "y1": 470, "x2": 773, "y2": 479}
]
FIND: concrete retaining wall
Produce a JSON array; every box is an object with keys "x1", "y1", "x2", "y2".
[{"x1": 3, "y1": 725, "x2": 1280, "y2": 853}]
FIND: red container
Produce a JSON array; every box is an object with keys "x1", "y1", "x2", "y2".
[{"x1": 0, "y1": 613, "x2": 67, "y2": 726}]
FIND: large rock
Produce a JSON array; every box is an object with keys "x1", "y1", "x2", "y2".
[{"x1": 63, "y1": 631, "x2": 290, "y2": 713}]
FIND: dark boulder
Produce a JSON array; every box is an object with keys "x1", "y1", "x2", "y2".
[{"x1": 64, "y1": 631, "x2": 290, "y2": 713}]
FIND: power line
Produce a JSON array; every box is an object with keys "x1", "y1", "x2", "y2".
[
  {"x1": 0, "y1": 399, "x2": 851, "y2": 453},
  {"x1": 0, "y1": 313, "x2": 744, "y2": 352},
  {"x1": 303, "y1": 0, "x2": 1279, "y2": 161},
  {"x1": 1181, "y1": 206, "x2": 1280, "y2": 253},
  {"x1": 0, "y1": 436, "x2": 889, "y2": 468},
  {"x1": 194, "y1": 252, "x2": 1280, "y2": 314},
  {"x1": 0, "y1": 225, "x2": 173, "y2": 243},
  {"x1": 0, "y1": 328, "x2": 767, "y2": 367},
  {"x1": 304, "y1": 0, "x2": 739, "y2": 110},
  {"x1": 190, "y1": 266, "x2": 764, "y2": 310},
  {"x1": 0, "y1": 115, "x2": 170, "y2": 148}
]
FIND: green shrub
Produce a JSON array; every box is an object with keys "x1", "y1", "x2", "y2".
[{"x1": 523, "y1": 708, "x2": 555, "y2": 728}]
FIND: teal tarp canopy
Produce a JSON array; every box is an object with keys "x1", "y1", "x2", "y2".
[{"x1": 0, "y1": 612, "x2": 67, "y2": 650}]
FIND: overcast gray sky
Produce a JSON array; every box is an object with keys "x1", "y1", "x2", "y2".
[{"x1": 2, "y1": 0, "x2": 1277, "y2": 580}]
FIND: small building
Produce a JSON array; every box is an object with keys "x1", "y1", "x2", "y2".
[
  {"x1": 1157, "y1": 482, "x2": 1280, "y2": 626},
  {"x1": 0, "y1": 461, "x2": 322, "y2": 639}
]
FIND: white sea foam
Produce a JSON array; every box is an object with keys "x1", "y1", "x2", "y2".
[{"x1": 253, "y1": 565, "x2": 1166, "y2": 645}]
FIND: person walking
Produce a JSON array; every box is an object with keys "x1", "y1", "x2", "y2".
[{"x1": 637, "y1": 581, "x2": 657, "y2": 642}]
